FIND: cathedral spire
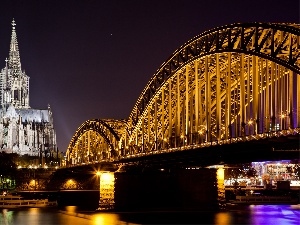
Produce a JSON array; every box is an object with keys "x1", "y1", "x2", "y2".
[
  {"x1": 5, "y1": 58, "x2": 9, "y2": 89},
  {"x1": 8, "y1": 19, "x2": 22, "y2": 77}
]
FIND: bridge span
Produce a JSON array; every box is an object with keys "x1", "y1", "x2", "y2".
[
  {"x1": 60, "y1": 22, "x2": 300, "y2": 211},
  {"x1": 13, "y1": 22, "x2": 300, "y2": 212},
  {"x1": 65, "y1": 22, "x2": 300, "y2": 167}
]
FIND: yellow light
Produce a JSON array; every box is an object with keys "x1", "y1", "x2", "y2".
[
  {"x1": 96, "y1": 171, "x2": 101, "y2": 176},
  {"x1": 65, "y1": 206, "x2": 77, "y2": 213},
  {"x1": 92, "y1": 214, "x2": 119, "y2": 224},
  {"x1": 280, "y1": 114, "x2": 285, "y2": 119},
  {"x1": 28, "y1": 207, "x2": 39, "y2": 213},
  {"x1": 248, "y1": 120, "x2": 253, "y2": 125},
  {"x1": 29, "y1": 179, "x2": 36, "y2": 186},
  {"x1": 98, "y1": 171, "x2": 115, "y2": 210},
  {"x1": 217, "y1": 167, "x2": 225, "y2": 180},
  {"x1": 100, "y1": 172, "x2": 114, "y2": 183},
  {"x1": 215, "y1": 212, "x2": 230, "y2": 224}
]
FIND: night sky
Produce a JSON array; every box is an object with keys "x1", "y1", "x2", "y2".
[{"x1": 0, "y1": 0, "x2": 299, "y2": 152}]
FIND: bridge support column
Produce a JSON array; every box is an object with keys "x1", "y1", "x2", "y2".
[
  {"x1": 114, "y1": 168, "x2": 223, "y2": 211},
  {"x1": 297, "y1": 73, "x2": 300, "y2": 128},
  {"x1": 209, "y1": 165, "x2": 226, "y2": 209},
  {"x1": 96, "y1": 171, "x2": 115, "y2": 211}
]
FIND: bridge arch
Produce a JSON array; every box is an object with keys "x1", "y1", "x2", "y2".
[
  {"x1": 66, "y1": 119, "x2": 126, "y2": 165},
  {"x1": 67, "y1": 22, "x2": 300, "y2": 165},
  {"x1": 121, "y1": 22, "x2": 300, "y2": 156},
  {"x1": 128, "y1": 23, "x2": 300, "y2": 129}
]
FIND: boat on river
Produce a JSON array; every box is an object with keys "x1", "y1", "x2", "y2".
[
  {"x1": 229, "y1": 195, "x2": 299, "y2": 204},
  {"x1": 0, "y1": 194, "x2": 57, "y2": 208}
]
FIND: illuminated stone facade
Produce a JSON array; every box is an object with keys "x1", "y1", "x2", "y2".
[{"x1": 0, "y1": 20, "x2": 57, "y2": 156}]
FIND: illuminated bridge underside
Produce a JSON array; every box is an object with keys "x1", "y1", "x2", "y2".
[{"x1": 67, "y1": 23, "x2": 300, "y2": 166}]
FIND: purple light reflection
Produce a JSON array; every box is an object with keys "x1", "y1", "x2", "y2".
[{"x1": 249, "y1": 205, "x2": 300, "y2": 225}]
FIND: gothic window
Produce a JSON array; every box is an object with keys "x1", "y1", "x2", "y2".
[{"x1": 14, "y1": 90, "x2": 18, "y2": 100}]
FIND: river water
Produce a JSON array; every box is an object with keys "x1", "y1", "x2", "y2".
[{"x1": 0, "y1": 204, "x2": 299, "y2": 225}]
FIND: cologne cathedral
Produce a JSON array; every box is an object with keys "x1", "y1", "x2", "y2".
[{"x1": 0, "y1": 20, "x2": 57, "y2": 157}]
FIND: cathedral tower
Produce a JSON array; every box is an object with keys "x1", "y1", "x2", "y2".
[
  {"x1": 0, "y1": 19, "x2": 29, "y2": 109},
  {"x1": 0, "y1": 20, "x2": 57, "y2": 159}
]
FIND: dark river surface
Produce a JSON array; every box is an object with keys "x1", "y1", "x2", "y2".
[{"x1": 0, "y1": 204, "x2": 299, "y2": 225}]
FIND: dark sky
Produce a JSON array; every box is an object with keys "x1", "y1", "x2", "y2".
[{"x1": 0, "y1": 0, "x2": 299, "y2": 152}]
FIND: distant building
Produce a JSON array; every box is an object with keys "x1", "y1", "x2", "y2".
[{"x1": 0, "y1": 19, "x2": 57, "y2": 157}]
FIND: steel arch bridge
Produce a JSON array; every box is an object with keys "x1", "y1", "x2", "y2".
[
  {"x1": 66, "y1": 119, "x2": 127, "y2": 165},
  {"x1": 66, "y1": 22, "x2": 300, "y2": 166}
]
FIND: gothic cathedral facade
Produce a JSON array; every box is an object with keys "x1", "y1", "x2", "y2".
[{"x1": 0, "y1": 20, "x2": 57, "y2": 157}]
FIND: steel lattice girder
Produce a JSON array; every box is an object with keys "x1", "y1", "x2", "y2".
[
  {"x1": 67, "y1": 22, "x2": 300, "y2": 164},
  {"x1": 66, "y1": 119, "x2": 126, "y2": 162},
  {"x1": 129, "y1": 23, "x2": 300, "y2": 129},
  {"x1": 126, "y1": 52, "x2": 298, "y2": 154}
]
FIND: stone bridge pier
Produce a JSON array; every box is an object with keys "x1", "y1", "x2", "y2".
[
  {"x1": 102, "y1": 166, "x2": 225, "y2": 211},
  {"x1": 48, "y1": 164, "x2": 225, "y2": 211}
]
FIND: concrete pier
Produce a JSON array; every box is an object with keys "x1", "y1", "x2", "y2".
[{"x1": 114, "y1": 168, "x2": 220, "y2": 211}]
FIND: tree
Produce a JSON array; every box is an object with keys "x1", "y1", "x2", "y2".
[{"x1": 0, "y1": 152, "x2": 18, "y2": 177}]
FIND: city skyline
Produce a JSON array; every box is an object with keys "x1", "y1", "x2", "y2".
[{"x1": 0, "y1": 0, "x2": 298, "y2": 152}]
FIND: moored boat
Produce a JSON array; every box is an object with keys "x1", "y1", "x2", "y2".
[
  {"x1": 229, "y1": 195, "x2": 299, "y2": 204},
  {"x1": 0, "y1": 194, "x2": 57, "y2": 208}
]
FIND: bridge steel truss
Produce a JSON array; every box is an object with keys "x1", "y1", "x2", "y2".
[
  {"x1": 66, "y1": 22, "x2": 300, "y2": 166},
  {"x1": 66, "y1": 119, "x2": 126, "y2": 164}
]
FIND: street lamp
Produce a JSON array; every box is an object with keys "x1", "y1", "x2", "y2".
[
  {"x1": 280, "y1": 113, "x2": 286, "y2": 130},
  {"x1": 180, "y1": 134, "x2": 185, "y2": 146},
  {"x1": 248, "y1": 120, "x2": 253, "y2": 135}
]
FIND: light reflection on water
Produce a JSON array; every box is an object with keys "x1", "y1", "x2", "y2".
[
  {"x1": 0, "y1": 209, "x2": 13, "y2": 225},
  {"x1": 214, "y1": 212, "x2": 232, "y2": 225},
  {"x1": 91, "y1": 214, "x2": 124, "y2": 225},
  {"x1": 0, "y1": 205, "x2": 299, "y2": 225},
  {"x1": 249, "y1": 205, "x2": 300, "y2": 225}
]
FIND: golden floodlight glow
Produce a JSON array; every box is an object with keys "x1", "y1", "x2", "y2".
[
  {"x1": 97, "y1": 172, "x2": 115, "y2": 210},
  {"x1": 29, "y1": 179, "x2": 35, "y2": 186},
  {"x1": 217, "y1": 167, "x2": 225, "y2": 180},
  {"x1": 100, "y1": 172, "x2": 114, "y2": 183},
  {"x1": 215, "y1": 212, "x2": 231, "y2": 224},
  {"x1": 216, "y1": 166, "x2": 226, "y2": 209}
]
